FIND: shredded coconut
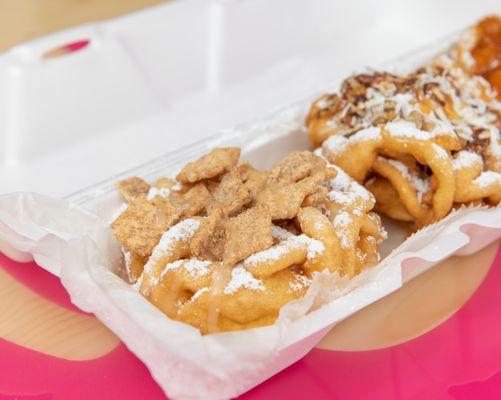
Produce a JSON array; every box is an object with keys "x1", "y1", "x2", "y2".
[
  {"x1": 489, "y1": 126, "x2": 501, "y2": 158},
  {"x1": 224, "y1": 267, "x2": 265, "y2": 294}
]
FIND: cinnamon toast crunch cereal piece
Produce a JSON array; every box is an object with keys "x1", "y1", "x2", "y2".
[
  {"x1": 111, "y1": 196, "x2": 180, "y2": 258},
  {"x1": 238, "y1": 163, "x2": 268, "y2": 198},
  {"x1": 117, "y1": 177, "x2": 150, "y2": 203},
  {"x1": 223, "y1": 205, "x2": 273, "y2": 266},
  {"x1": 268, "y1": 151, "x2": 326, "y2": 184},
  {"x1": 176, "y1": 147, "x2": 241, "y2": 183},
  {"x1": 211, "y1": 168, "x2": 251, "y2": 215},
  {"x1": 170, "y1": 182, "x2": 212, "y2": 218},
  {"x1": 190, "y1": 208, "x2": 225, "y2": 260},
  {"x1": 256, "y1": 171, "x2": 324, "y2": 220}
]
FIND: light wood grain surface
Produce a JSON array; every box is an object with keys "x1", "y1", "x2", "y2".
[{"x1": 0, "y1": 0, "x2": 170, "y2": 51}]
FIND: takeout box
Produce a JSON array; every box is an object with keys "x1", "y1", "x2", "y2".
[{"x1": 1, "y1": 1, "x2": 501, "y2": 399}]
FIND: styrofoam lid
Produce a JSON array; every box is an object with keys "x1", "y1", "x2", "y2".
[{"x1": 0, "y1": 0, "x2": 497, "y2": 198}]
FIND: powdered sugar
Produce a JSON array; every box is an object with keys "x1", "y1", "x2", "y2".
[
  {"x1": 386, "y1": 120, "x2": 431, "y2": 140},
  {"x1": 323, "y1": 127, "x2": 381, "y2": 158},
  {"x1": 142, "y1": 219, "x2": 201, "y2": 279},
  {"x1": 296, "y1": 235, "x2": 325, "y2": 259},
  {"x1": 244, "y1": 234, "x2": 324, "y2": 267},
  {"x1": 453, "y1": 150, "x2": 482, "y2": 170},
  {"x1": 190, "y1": 287, "x2": 209, "y2": 302},
  {"x1": 271, "y1": 225, "x2": 295, "y2": 241},
  {"x1": 431, "y1": 143, "x2": 449, "y2": 159},
  {"x1": 289, "y1": 274, "x2": 312, "y2": 292},
  {"x1": 333, "y1": 211, "x2": 351, "y2": 228},
  {"x1": 244, "y1": 240, "x2": 296, "y2": 266},
  {"x1": 333, "y1": 212, "x2": 352, "y2": 248},
  {"x1": 161, "y1": 258, "x2": 211, "y2": 281},
  {"x1": 473, "y1": 171, "x2": 501, "y2": 188},
  {"x1": 323, "y1": 135, "x2": 348, "y2": 156},
  {"x1": 328, "y1": 165, "x2": 372, "y2": 205},
  {"x1": 351, "y1": 126, "x2": 382, "y2": 142},
  {"x1": 224, "y1": 267, "x2": 265, "y2": 294},
  {"x1": 383, "y1": 157, "x2": 430, "y2": 202}
]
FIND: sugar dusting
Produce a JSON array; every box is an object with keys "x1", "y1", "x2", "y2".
[
  {"x1": 244, "y1": 230, "x2": 324, "y2": 267},
  {"x1": 323, "y1": 135, "x2": 348, "y2": 157},
  {"x1": 289, "y1": 274, "x2": 312, "y2": 292},
  {"x1": 453, "y1": 150, "x2": 482, "y2": 170},
  {"x1": 333, "y1": 211, "x2": 352, "y2": 248},
  {"x1": 386, "y1": 120, "x2": 431, "y2": 140},
  {"x1": 328, "y1": 165, "x2": 372, "y2": 205},
  {"x1": 382, "y1": 157, "x2": 430, "y2": 202},
  {"x1": 161, "y1": 258, "x2": 211, "y2": 281},
  {"x1": 323, "y1": 127, "x2": 381, "y2": 157},
  {"x1": 224, "y1": 267, "x2": 265, "y2": 294},
  {"x1": 473, "y1": 171, "x2": 501, "y2": 188},
  {"x1": 190, "y1": 287, "x2": 209, "y2": 302},
  {"x1": 141, "y1": 219, "x2": 201, "y2": 280}
]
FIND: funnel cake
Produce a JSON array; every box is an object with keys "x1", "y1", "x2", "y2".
[
  {"x1": 111, "y1": 148, "x2": 386, "y2": 333},
  {"x1": 307, "y1": 32, "x2": 501, "y2": 226},
  {"x1": 455, "y1": 15, "x2": 501, "y2": 98}
]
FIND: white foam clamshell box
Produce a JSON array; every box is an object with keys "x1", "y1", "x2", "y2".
[{"x1": 1, "y1": 1, "x2": 501, "y2": 399}]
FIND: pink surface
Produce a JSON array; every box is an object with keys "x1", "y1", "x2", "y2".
[{"x1": 0, "y1": 246, "x2": 500, "y2": 399}]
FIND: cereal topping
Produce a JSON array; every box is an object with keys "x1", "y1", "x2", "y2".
[
  {"x1": 176, "y1": 147, "x2": 241, "y2": 183},
  {"x1": 223, "y1": 205, "x2": 273, "y2": 266},
  {"x1": 112, "y1": 147, "x2": 385, "y2": 333},
  {"x1": 111, "y1": 196, "x2": 180, "y2": 258},
  {"x1": 117, "y1": 177, "x2": 150, "y2": 203}
]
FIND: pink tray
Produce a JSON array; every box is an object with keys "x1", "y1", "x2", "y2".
[{"x1": 1, "y1": 246, "x2": 500, "y2": 400}]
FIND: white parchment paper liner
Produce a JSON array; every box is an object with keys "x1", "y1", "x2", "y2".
[{"x1": 0, "y1": 192, "x2": 500, "y2": 399}]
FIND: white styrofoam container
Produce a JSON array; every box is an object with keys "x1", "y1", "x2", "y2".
[{"x1": 1, "y1": 0, "x2": 500, "y2": 198}]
